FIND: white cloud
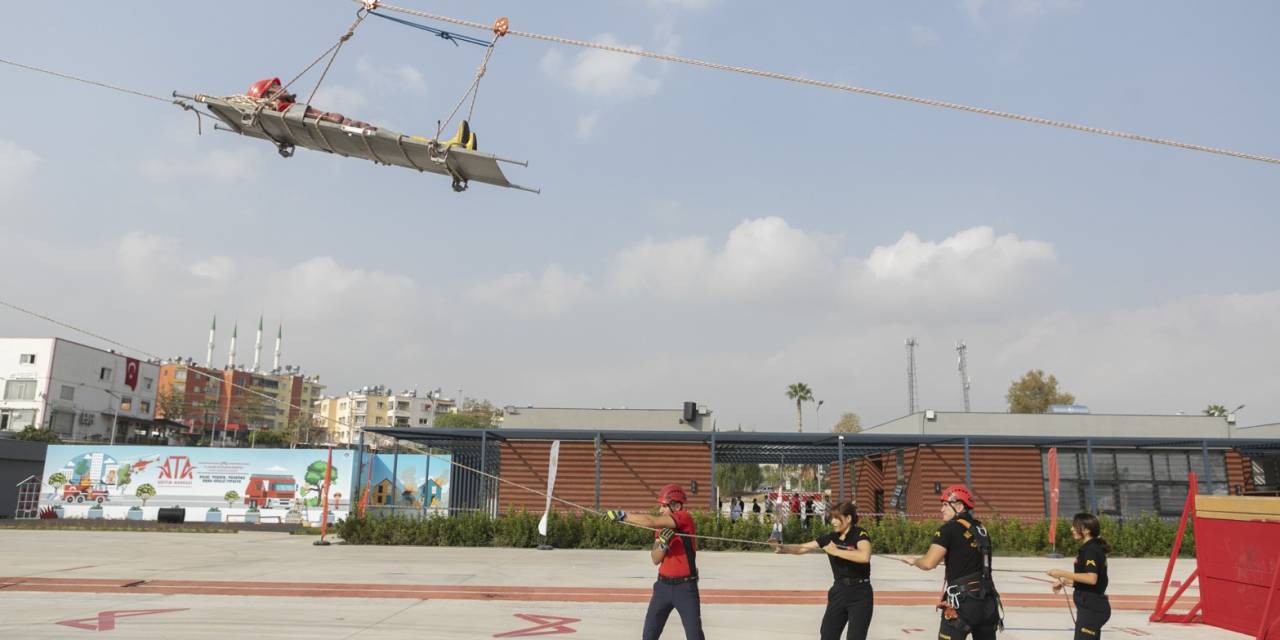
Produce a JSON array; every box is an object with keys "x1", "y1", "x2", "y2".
[
  {"x1": 910, "y1": 25, "x2": 940, "y2": 47},
  {"x1": 141, "y1": 148, "x2": 262, "y2": 181},
  {"x1": 469, "y1": 265, "x2": 589, "y2": 317},
  {"x1": 310, "y1": 84, "x2": 369, "y2": 114},
  {"x1": 609, "y1": 219, "x2": 1052, "y2": 307},
  {"x1": 355, "y1": 57, "x2": 427, "y2": 94},
  {"x1": 0, "y1": 139, "x2": 41, "y2": 196},
  {"x1": 576, "y1": 113, "x2": 601, "y2": 139},
  {"x1": 190, "y1": 257, "x2": 236, "y2": 281},
  {"x1": 540, "y1": 35, "x2": 661, "y2": 100}
]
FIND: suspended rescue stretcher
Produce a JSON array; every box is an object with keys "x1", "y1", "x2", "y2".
[
  {"x1": 174, "y1": 6, "x2": 535, "y2": 193},
  {"x1": 179, "y1": 87, "x2": 536, "y2": 193}
]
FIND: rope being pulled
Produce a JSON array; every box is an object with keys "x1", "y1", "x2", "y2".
[
  {"x1": 0, "y1": 56, "x2": 211, "y2": 133},
  {"x1": 363, "y1": 1, "x2": 1280, "y2": 167}
]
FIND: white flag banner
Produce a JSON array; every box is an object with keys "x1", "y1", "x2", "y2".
[{"x1": 537, "y1": 440, "x2": 561, "y2": 537}]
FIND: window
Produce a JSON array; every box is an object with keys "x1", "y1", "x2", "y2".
[
  {"x1": 120, "y1": 396, "x2": 133, "y2": 412},
  {"x1": 375, "y1": 416, "x2": 384, "y2": 425},
  {"x1": 140, "y1": 401, "x2": 151, "y2": 414},
  {"x1": 175, "y1": 370, "x2": 187, "y2": 381},
  {"x1": 50, "y1": 412, "x2": 74, "y2": 437},
  {"x1": 376, "y1": 401, "x2": 384, "y2": 409},
  {"x1": 99, "y1": 367, "x2": 113, "y2": 382},
  {"x1": 18, "y1": 353, "x2": 36, "y2": 365},
  {"x1": 1044, "y1": 449, "x2": 1228, "y2": 519},
  {"x1": 418, "y1": 418, "x2": 430, "y2": 425},
  {"x1": 144, "y1": 377, "x2": 153, "y2": 390},
  {"x1": 4, "y1": 409, "x2": 35, "y2": 429},
  {"x1": 60, "y1": 385, "x2": 76, "y2": 401},
  {"x1": 3, "y1": 379, "x2": 37, "y2": 401}
]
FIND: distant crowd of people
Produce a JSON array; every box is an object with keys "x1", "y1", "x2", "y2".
[{"x1": 721, "y1": 493, "x2": 829, "y2": 526}]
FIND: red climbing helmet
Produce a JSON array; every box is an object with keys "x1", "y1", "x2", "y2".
[
  {"x1": 247, "y1": 77, "x2": 283, "y2": 99},
  {"x1": 657, "y1": 484, "x2": 687, "y2": 506},
  {"x1": 939, "y1": 485, "x2": 976, "y2": 509}
]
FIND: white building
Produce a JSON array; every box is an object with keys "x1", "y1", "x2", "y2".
[
  {"x1": 0, "y1": 338, "x2": 159, "y2": 441},
  {"x1": 314, "y1": 386, "x2": 456, "y2": 445}
]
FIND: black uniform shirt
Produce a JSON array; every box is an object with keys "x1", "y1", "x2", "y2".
[
  {"x1": 1073, "y1": 538, "x2": 1108, "y2": 594},
  {"x1": 814, "y1": 526, "x2": 871, "y2": 581},
  {"x1": 931, "y1": 515, "x2": 984, "y2": 583}
]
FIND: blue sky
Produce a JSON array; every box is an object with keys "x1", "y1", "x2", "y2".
[{"x1": 3, "y1": 1, "x2": 1278, "y2": 429}]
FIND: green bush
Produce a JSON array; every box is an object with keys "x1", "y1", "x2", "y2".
[{"x1": 334, "y1": 510, "x2": 1194, "y2": 557}]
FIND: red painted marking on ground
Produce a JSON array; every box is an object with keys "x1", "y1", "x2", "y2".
[
  {"x1": 55, "y1": 608, "x2": 188, "y2": 631},
  {"x1": 0, "y1": 576, "x2": 1157, "y2": 610},
  {"x1": 493, "y1": 613, "x2": 580, "y2": 637}
]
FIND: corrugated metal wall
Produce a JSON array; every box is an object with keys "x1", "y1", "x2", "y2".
[
  {"x1": 1226, "y1": 450, "x2": 1252, "y2": 493},
  {"x1": 904, "y1": 446, "x2": 1046, "y2": 519},
  {"x1": 497, "y1": 440, "x2": 712, "y2": 513}
]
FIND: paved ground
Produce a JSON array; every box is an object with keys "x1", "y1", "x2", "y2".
[{"x1": 0, "y1": 530, "x2": 1239, "y2": 639}]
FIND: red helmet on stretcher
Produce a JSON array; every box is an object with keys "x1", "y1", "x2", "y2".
[
  {"x1": 939, "y1": 485, "x2": 976, "y2": 509},
  {"x1": 657, "y1": 484, "x2": 687, "y2": 506},
  {"x1": 247, "y1": 77, "x2": 283, "y2": 99}
]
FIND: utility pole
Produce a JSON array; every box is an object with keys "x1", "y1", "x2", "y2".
[
  {"x1": 905, "y1": 338, "x2": 918, "y2": 415},
  {"x1": 956, "y1": 340, "x2": 972, "y2": 412}
]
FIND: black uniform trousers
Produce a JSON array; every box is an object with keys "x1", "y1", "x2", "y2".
[
  {"x1": 937, "y1": 596, "x2": 999, "y2": 640},
  {"x1": 1073, "y1": 591, "x2": 1111, "y2": 639},
  {"x1": 642, "y1": 579, "x2": 704, "y2": 640},
  {"x1": 820, "y1": 581, "x2": 874, "y2": 640}
]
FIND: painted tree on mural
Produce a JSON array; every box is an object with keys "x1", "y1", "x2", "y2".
[
  {"x1": 303, "y1": 460, "x2": 339, "y2": 507},
  {"x1": 224, "y1": 490, "x2": 239, "y2": 508},
  {"x1": 135, "y1": 483, "x2": 156, "y2": 506},
  {"x1": 46, "y1": 472, "x2": 67, "y2": 500},
  {"x1": 115, "y1": 464, "x2": 132, "y2": 495}
]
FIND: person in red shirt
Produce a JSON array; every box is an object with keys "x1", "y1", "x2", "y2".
[
  {"x1": 245, "y1": 77, "x2": 373, "y2": 130},
  {"x1": 606, "y1": 484, "x2": 705, "y2": 640}
]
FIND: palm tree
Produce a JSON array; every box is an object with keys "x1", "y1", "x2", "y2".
[{"x1": 785, "y1": 383, "x2": 814, "y2": 433}]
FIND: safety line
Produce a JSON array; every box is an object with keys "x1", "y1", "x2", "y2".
[
  {"x1": 363, "y1": 1, "x2": 1280, "y2": 167},
  {"x1": 0, "y1": 297, "x2": 1031, "y2": 558}
]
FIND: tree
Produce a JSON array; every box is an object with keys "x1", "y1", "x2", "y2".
[
  {"x1": 115, "y1": 464, "x2": 132, "y2": 495},
  {"x1": 15, "y1": 425, "x2": 61, "y2": 444},
  {"x1": 47, "y1": 472, "x2": 67, "y2": 500},
  {"x1": 435, "y1": 398, "x2": 502, "y2": 429},
  {"x1": 288, "y1": 412, "x2": 327, "y2": 446},
  {"x1": 224, "y1": 490, "x2": 239, "y2": 508},
  {"x1": 833, "y1": 412, "x2": 862, "y2": 433},
  {"x1": 434, "y1": 412, "x2": 494, "y2": 429},
  {"x1": 717, "y1": 464, "x2": 764, "y2": 496},
  {"x1": 1204, "y1": 404, "x2": 1228, "y2": 417},
  {"x1": 303, "y1": 460, "x2": 339, "y2": 506},
  {"x1": 135, "y1": 484, "x2": 156, "y2": 506},
  {"x1": 156, "y1": 388, "x2": 187, "y2": 421},
  {"x1": 1006, "y1": 370, "x2": 1075, "y2": 414},
  {"x1": 785, "y1": 383, "x2": 814, "y2": 433},
  {"x1": 249, "y1": 429, "x2": 292, "y2": 448}
]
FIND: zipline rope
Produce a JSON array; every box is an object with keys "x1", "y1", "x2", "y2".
[
  {"x1": 362, "y1": 0, "x2": 1280, "y2": 167},
  {"x1": 1, "y1": 295, "x2": 956, "y2": 554},
  {"x1": 0, "y1": 290, "x2": 1087, "y2": 616}
]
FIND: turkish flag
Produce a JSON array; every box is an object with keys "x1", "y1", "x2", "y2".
[
  {"x1": 1047, "y1": 447, "x2": 1061, "y2": 547},
  {"x1": 124, "y1": 358, "x2": 140, "y2": 391}
]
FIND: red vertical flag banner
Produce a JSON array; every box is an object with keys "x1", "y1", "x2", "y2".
[
  {"x1": 1047, "y1": 447, "x2": 1061, "y2": 547},
  {"x1": 124, "y1": 358, "x2": 140, "y2": 391},
  {"x1": 318, "y1": 448, "x2": 334, "y2": 542}
]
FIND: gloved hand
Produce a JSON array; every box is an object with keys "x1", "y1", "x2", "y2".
[
  {"x1": 605, "y1": 509, "x2": 627, "y2": 522},
  {"x1": 657, "y1": 528, "x2": 675, "y2": 550}
]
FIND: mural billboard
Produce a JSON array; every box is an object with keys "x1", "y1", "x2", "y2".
[
  {"x1": 41, "y1": 445, "x2": 354, "y2": 524},
  {"x1": 357, "y1": 453, "x2": 451, "y2": 514}
]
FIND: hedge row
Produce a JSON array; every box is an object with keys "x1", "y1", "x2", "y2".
[{"x1": 337, "y1": 510, "x2": 1193, "y2": 557}]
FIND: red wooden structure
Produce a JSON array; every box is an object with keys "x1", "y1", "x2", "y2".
[{"x1": 1151, "y1": 472, "x2": 1280, "y2": 639}]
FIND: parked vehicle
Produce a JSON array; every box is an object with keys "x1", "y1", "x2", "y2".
[
  {"x1": 63, "y1": 479, "x2": 109, "y2": 504},
  {"x1": 243, "y1": 474, "x2": 297, "y2": 508}
]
